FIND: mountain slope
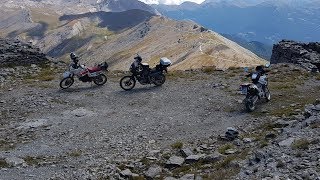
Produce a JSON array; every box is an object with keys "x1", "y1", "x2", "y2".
[
  {"x1": 222, "y1": 34, "x2": 272, "y2": 60},
  {"x1": 52, "y1": 16, "x2": 266, "y2": 70},
  {"x1": 0, "y1": 5, "x2": 266, "y2": 70}
]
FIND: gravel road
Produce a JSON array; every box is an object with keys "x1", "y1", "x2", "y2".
[{"x1": 0, "y1": 70, "x2": 261, "y2": 179}]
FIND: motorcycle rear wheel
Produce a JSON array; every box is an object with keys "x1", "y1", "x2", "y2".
[
  {"x1": 120, "y1": 76, "x2": 136, "y2": 91},
  {"x1": 60, "y1": 77, "x2": 74, "y2": 89},
  {"x1": 153, "y1": 74, "x2": 166, "y2": 86},
  {"x1": 245, "y1": 97, "x2": 256, "y2": 112},
  {"x1": 94, "y1": 74, "x2": 107, "y2": 85},
  {"x1": 265, "y1": 87, "x2": 271, "y2": 102}
]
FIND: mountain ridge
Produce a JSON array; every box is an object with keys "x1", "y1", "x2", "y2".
[{"x1": 0, "y1": 0, "x2": 266, "y2": 70}]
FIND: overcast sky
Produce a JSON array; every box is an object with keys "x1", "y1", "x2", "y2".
[{"x1": 139, "y1": 0, "x2": 206, "y2": 5}]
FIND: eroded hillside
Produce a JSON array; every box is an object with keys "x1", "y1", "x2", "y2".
[{"x1": 0, "y1": 5, "x2": 266, "y2": 71}]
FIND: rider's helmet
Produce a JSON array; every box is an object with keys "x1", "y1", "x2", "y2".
[
  {"x1": 134, "y1": 54, "x2": 142, "y2": 63},
  {"x1": 70, "y1": 52, "x2": 79, "y2": 63},
  {"x1": 255, "y1": 65, "x2": 263, "y2": 71},
  {"x1": 70, "y1": 52, "x2": 77, "y2": 60}
]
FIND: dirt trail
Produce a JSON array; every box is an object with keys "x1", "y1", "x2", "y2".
[
  {"x1": 0, "y1": 71, "x2": 257, "y2": 179},
  {"x1": 1, "y1": 65, "x2": 318, "y2": 179}
]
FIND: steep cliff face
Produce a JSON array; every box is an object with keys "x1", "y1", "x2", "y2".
[
  {"x1": 271, "y1": 40, "x2": 320, "y2": 72},
  {"x1": 0, "y1": 38, "x2": 48, "y2": 66}
]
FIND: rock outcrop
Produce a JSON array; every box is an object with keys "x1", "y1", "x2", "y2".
[
  {"x1": 237, "y1": 101, "x2": 320, "y2": 179},
  {"x1": 271, "y1": 40, "x2": 320, "y2": 72},
  {"x1": 0, "y1": 38, "x2": 48, "y2": 66}
]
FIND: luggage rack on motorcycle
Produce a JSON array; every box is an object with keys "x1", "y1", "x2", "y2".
[
  {"x1": 239, "y1": 83, "x2": 251, "y2": 95},
  {"x1": 160, "y1": 57, "x2": 172, "y2": 67}
]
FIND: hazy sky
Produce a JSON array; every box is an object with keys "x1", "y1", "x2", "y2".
[{"x1": 139, "y1": 0, "x2": 206, "y2": 5}]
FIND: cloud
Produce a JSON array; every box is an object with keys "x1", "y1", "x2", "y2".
[{"x1": 139, "y1": 0, "x2": 206, "y2": 5}]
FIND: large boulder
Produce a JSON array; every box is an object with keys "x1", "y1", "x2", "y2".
[{"x1": 271, "y1": 40, "x2": 320, "y2": 72}]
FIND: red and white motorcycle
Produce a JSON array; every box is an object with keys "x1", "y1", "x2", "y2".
[{"x1": 59, "y1": 62, "x2": 108, "y2": 89}]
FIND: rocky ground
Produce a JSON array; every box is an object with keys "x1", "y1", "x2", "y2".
[
  {"x1": 0, "y1": 38, "x2": 48, "y2": 66},
  {"x1": 0, "y1": 63, "x2": 319, "y2": 179}
]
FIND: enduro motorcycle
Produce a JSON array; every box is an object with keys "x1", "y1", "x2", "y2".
[
  {"x1": 120, "y1": 55, "x2": 171, "y2": 91},
  {"x1": 60, "y1": 62, "x2": 108, "y2": 89},
  {"x1": 240, "y1": 65, "x2": 271, "y2": 112}
]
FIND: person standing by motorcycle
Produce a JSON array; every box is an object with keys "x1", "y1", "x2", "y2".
[
  {"x1": 130, "y1": 55, "x2": 149, "y2": 80},
  {"x1": 131, "y1": 55, "x2": 142, "y2": 74},
  {"x1": 70, "y1": 52, "x2": 80, "y2": 69},
  {"x1": 246, "y1": 64, "x2": 270, "y2": 94}
]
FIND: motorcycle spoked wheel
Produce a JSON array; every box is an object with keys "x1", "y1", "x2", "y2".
[
  {"x1": 245, "y1": 96, "x2": 256, "y2": 112},
  {"x1": 120, "y1": 76, "x2": 136, "y2": 91},
  {"x1": 93, "y1": 74, "x2": 107, "y2": 85},
  {"x1": 153, "y1": 74, "x2": 166, "y2": 86},
  {"x1": 60, "y1": 77, "x2": 74, "y2": 89}
]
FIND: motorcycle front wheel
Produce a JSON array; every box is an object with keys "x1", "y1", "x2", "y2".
[
  {"x1": 245, "y1": 96, "x2": 256, "y2": 112},
  {"x1": 153, "y1": 74, "x2": 166, "y2": 86},
  {"x1": 120, "y1": 76, "x2": 136, "y2": 91},
  {"x1": 60, "y1": 77, "x2": 74, "y2": 89},
  {"x1": 94, "y1": 74, "x2": 107, "y2": 85}
]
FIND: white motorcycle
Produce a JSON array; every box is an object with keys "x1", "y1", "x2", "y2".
[{"x1": 240, "y1": 64, "x2": 271, "y2": 112}]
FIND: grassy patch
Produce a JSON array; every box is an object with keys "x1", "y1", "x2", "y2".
[
  {"x1": 202, "y1": 66, "x2": 216, "y2": 74},
  {"x1": 68, "y1": 150, "x2": 82, "y2": 157},
  {"x1": 117, "y1": 164, "x2": 126, "y2": 170},
  {"x1": 292, "y1": 139, "x2": 310, "y2": 150},
  {"x1": 23, "y1": 66, "x2": 56, "y2": 83},
  {"x1": 23, "y1": 156, "x2": 45, "y2": 166},
  {"x1": 218, "y1": 144, "x2": 234, "y2": 154},
  {"x1": 171, "y1": 141, "x2": 183, "y2": 149},
  {"x1": 132, "y1": 176, "x2": 146, "y2": 180},
  {"x1": 140, "y1": 157, "x2": 152, "y2": 166},
  {"x1": 276, "y1": 160, "x2": 285, "y2": 168},
  {"x1": 202, "y1": 167, "x2": 240, "y2": 180},
  {"x1": 85, "y1": 93, "x2": 94, "y2": 97},
  {"x1": 215, "y1": 155, "x2": 236, "y2": 169},
  {"x1": 0, "y1": 158, "x2": 10, "y2": 168},
  {"x1": 0, "y1": 139, "x2": 16, "y2": 151},
  {"x1": 172, "y1": 165, "x2": 192, "y2": 176}
]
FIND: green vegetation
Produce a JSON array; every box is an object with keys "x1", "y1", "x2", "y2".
[
  {"x1": 23, "y1": 156, "x2": 45, "y2": 166},
  {"x1": 23, "y1": 65, "x2": 56, "y2": 83},
  {"x1": 202, "y1": 167, "x2": 240, "y2": 180},
  {"x1": 218, "y1": 143, "x2": 234, "y2": 154},
  {"x1": 68, "y1": 150, "x2": 82, "y2": 157},
  {"x1": 202, "y1": 66, "x2": 216, "y2": 74},
  {"x1": 0, "y1": 139, "x2": 15, "y2": 151},
  {"x1": 171, "y1": 141, "x2": 183, "y2": 149},
  {"x1": 214, "y1": 155, "x2": 236, "y2": 169},
  {"x1": 292, "y1": 139, "x2": 310, "y2": 150},
  {"x1": 0, "y1": 159, "x2": 10, "y2": 168},
  {"x1": 132, "y1": 176, "x2": 146, "y2": 180},
  {"x1": 276, "y1": 160, "x2": 285, "y2": 168}
]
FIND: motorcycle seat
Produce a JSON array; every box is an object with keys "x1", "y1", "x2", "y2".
[{"x1": 87, "y1": 67, "x2": 101, "y2": 73}]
